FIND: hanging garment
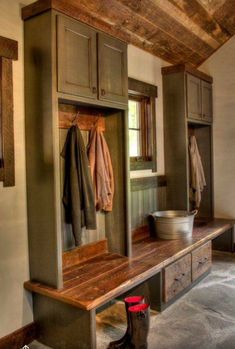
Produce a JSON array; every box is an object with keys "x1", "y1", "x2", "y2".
[
  {"x1": 88, "y1": 126, "x2": 114, "y2": 212},
  {"x1": 188, "y1": 135, "x2": 206, "y2": 208},
  {"x1": 61, "y1": 125, "x2": 96, "y2": 246}
]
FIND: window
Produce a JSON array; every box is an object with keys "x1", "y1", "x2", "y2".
[{"x1": 128, "y1": 78, "x2": 158, "y2": 171}]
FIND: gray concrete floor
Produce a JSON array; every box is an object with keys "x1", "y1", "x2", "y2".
[{"x1": 29, "y1": 252, "x2": 235, "y2": 349}]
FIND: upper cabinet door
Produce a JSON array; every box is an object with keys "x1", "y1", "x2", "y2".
[
  {"x1": 57, "y1": 16, "x2": 97, "y2": 99},
  {"x1": 98, "y1": 33, "x2": 128, "y2": 105},
  {"x1": 202, "y1": 81, "x2": 213, "y2": 123},
  {"x1": 187, "y1": 74, "x2": 202, "y2": 121}
]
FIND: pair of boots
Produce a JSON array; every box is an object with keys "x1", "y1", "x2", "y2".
[{"x1": 108, "y1": 296, "x2": 150, "y2": 349}]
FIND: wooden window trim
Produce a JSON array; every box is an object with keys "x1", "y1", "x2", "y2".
[
  {"x1": 0, "y1": 36, "x2": 18, "y2": 187},
  {"x1": 128, "y1": 78, "x2": 157, "y2": 172}
]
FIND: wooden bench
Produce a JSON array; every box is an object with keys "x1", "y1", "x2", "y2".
[{"x1": 24, "y1": 218, "x2": 234, "y2": 349}]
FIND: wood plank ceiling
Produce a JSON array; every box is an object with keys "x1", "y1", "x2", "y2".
[{"x1": 23, "y1": 0, "x2": 235, "y2": 66}]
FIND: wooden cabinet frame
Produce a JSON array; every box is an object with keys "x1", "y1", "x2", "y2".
[{"x1": 0, "y1": 36, "x2": 18, "y2": 187}]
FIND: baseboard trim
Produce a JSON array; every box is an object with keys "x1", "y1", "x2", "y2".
[{"x1": 0, "y1": 322, "x2": 36, "y2": 349}]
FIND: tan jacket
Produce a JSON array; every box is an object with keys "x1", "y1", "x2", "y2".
[
  {"x1": 88, "y1": 126, "x2": 114, "y2": 212},
  {"x1": 188, "y1": 135, "x2": 206, "y2": 208}
]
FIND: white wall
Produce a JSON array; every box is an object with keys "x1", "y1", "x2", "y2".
[
  {"x1": 0, "y1": 0, "x2": 34, "y2": 338},
  {"x1": 128, "y1": 45, "x2": 168, "y2": 177},
  {"x1": 200, "y1": 36, "x2": 235, "y2": 219}
]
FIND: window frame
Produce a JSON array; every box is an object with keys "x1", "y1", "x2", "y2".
[{"x1": 128, "y1": 78, "x2": 158, "y2": 172}]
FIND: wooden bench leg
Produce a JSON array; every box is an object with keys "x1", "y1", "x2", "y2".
[{"x1": 33, "y1": 294, "x2": 97, "y2": 349}]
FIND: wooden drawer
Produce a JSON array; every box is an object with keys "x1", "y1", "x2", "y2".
[
  {"x1": 192, "y1": 241, "x2": 212, "y2": 281},
  {"x1": 163, "y1": 254, "x2": 191, "y2": 303}
]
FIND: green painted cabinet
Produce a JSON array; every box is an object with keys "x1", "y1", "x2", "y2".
[
  {"x1": 57, "y1": 16, "x2": 97, "y2": 100},
  {"x1": 202, "y1": 80, "x2": 213, "y2": 123},
  {"x1": 187, "y1": 73, "x2": 213, "y2": 123},
  {"x1": 98, "y1": 33, "x2": 128, "y2": 105},
  {"x1": 187, "y1": 74, "x2": 202, "y2": 121},
  {"x1": 57, "y1": 16, "x2": 128, "y2": 107}
]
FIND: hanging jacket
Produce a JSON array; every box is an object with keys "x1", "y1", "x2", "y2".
[
  {"x1": 61, "y1": 125, "x2": 96, "y2": 246},
  {"x1": 88, "y1": 126, "x2": 114, "y2": 212},
  {"x1": 188, "y1": 135, "x2": 206, "y2": 208}
]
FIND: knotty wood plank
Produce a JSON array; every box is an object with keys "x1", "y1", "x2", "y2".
[
  {"x1": 63, "y1": 239, "x2": 108, "y2": 269},
  {"x1": 168, "y1": 0, "x2": 230, "y2": 44},
  {"x1": 117, "y1": 0, "x2": 216, "y2": 55},
  {"x1": 0, "y1": 36, "x2": 18, "y2": 60},
  {"x1": 24, "y1": 219, "x2": 235, "y2": 311},
  {"x1": 192, "y1": 241, "x2": 212, "y2": 281},
  {"x1": 59, "y1": 104, "x2": 105, "y2": 132},
  {"x1": 213, "y1": 0, "x2": 235, "y2": 35}
]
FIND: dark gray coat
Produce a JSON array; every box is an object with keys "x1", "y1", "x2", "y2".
[{"x1": 61, "y1": 125, "x2": 96, "y2": 246}]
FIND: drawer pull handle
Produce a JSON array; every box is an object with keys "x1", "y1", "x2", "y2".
[
  {"x1": 92, "y1": 87, "x2": 97, "y2": 94},
  {"x1": 101, "y1": 89, "x2": 106, "y2": 96}
]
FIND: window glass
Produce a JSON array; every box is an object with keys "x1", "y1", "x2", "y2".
[{"x1": 128, "y1": 99, "x2": 141, "y2": 157}]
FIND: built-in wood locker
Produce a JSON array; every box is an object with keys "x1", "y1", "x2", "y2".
[
  {"x1": 162, "y1": 64, "x2": 213, "y2": 218},
  {"x1": 24, "y1": 10, "x2": 130, "y2": 290}
]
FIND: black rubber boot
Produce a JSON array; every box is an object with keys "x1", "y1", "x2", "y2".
[
  {"x1": 128, "y1": 303, "x2": 150, "y2": 349},
  {"x1": 107, "y1": 296, "x2": 145, "y2": 349}
]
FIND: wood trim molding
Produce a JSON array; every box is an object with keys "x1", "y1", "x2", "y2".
[
  {"x1": 131, "y1": 175, "x2": 167, "y2": 192},
  {"x1": 162, "y1": 64, "x2": 213, "y2": 83},
  {"x1": 0, "y1": 322, "x2": 36, "y2": 349},
  {"x1": 0, "y1": 36, "x2": 18, "y2": 60},
  {"x1": 0, "y1": 57, "x2": 15, "y2": 186},
  {"x1": 128, "y1": 78, "x2": 158, "y2": 97}
]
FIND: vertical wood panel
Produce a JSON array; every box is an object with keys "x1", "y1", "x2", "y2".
[{"x1": 131, "y1": 182, "x2": 167, "y2": 230}]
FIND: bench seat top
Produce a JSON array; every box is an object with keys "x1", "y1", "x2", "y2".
[{"x1": 24, "y1": 218, "x2": 234, "y2": 311}]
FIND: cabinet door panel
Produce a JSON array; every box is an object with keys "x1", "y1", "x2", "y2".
[
  {"x1": 187, "y1": 74, "x2": 202, "y2": 121},
  {"x1": 57, "y1": 16, "x2": 97, "y2": 99},
  {"x1": 202, "y1": 81, "x2": 213, "y2": 123},
  {"x1": 98, "y1": 33, "x2": 128, "y2": 105}
]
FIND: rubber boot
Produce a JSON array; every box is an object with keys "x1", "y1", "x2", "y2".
[
  {"x1": 128, "y1": 303, "x2": 150, "y2": 349},
  {"x1": 107, "y1": 296, "x2": 145, "y2": 349}
]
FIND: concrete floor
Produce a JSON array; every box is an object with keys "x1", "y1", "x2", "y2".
[{"x1": 29, "y1": 252, "x2": 235, "y2": 349}]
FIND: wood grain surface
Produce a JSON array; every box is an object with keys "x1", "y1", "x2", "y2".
[
  {"x1": 192, "y1": 241, "x2": 212, "y2": 281},
  {"x1": 21, "y1": 0, "x2": 234, "y2": 66},
  {"x1": 24, "y1": 218, "x2": 235, "y2": 311}
]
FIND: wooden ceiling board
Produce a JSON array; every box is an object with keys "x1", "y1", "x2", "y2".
[
  {"x1": 168, "y1": 0, "x2": 230, "y2": 43},
  {"x1": 213, "y1": 0, "x2": 235, "y2": 35},
  {"x1": 117, "y1": 0, "x2": 215, "y2": 57},
  {"x1": 22, "y1": 0, "x2": 235, "y2": 67},
  {"x1": 70, "y1": 0, "x2": 205, "y2": 65}
]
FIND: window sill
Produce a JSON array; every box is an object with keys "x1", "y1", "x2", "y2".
[{"x1": 130, "y1": 159, "x2": 154, "y2": 171}]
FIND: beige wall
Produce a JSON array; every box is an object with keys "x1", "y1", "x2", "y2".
[
  {"x1": 0, "y1": 0, "x2": 34, "y2": 338},
  {"x1": 200, "y1": 36, "x2": 235, "y2": 219},
  {"x1": 128, "y1": 45, "x2": 168, "y2": 178}
]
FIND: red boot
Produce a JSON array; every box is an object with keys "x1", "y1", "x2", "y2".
[
  {"x1": 128, "y1": 303, "x2": 150, "y2": 349},
  {"x1": 108, "y1": 296, "x2": 145, "y2": 348}
]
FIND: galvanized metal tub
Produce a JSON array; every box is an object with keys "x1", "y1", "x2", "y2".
[{"x1": 148, "y1": 210, "x2": 198, "y2": 240}]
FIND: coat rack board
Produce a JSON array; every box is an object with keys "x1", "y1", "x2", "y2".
[{"x1": 59, "y1": 104, "x2": 105, "y2": 132}]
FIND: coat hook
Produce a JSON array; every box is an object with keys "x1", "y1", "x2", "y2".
[{"x1": 72, "y1": 111, "x2": 80, "y2": 125}]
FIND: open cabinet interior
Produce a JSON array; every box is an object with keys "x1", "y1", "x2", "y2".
[
  {"x1": 58, "y1": 103, "x2": 128, "y2": 255},
  {"x1": 188, "y1": 123, "x2": 213, "y2": 218}
]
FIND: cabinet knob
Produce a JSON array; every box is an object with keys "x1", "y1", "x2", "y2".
[
  {"x1": 101, "y1": 89, "x2": 106, "y2": 96},
  {"x1": 92, "y1": 87, "x2": 97, "y2": 94}
]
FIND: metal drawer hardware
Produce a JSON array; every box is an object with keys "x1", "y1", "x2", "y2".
[
  {"x1": 174, "y1": 273, "x2": 185, "y2": 282},
  {"x1": 92, "y1": 87, "x2": 97, "y2": 94},
  {"x1": 198, "y1": 257, "x2": 208, "y2": 265},
  {"x1": 101, "y1": 89, "x2": 106, "y2": 96}
]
